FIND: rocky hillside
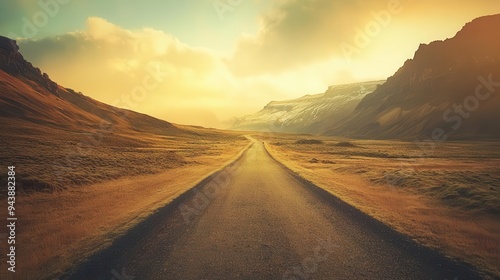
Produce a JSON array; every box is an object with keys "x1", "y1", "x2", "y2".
[
  {"x1": 325, "y1": 14, "x2": 500, "y2": 140},
  {"x1": 232, "y1": 80, "x2": 384, "y2": 134},
  {"x1": 0, "y1": 35, "x2": 180, "y2": 135}
]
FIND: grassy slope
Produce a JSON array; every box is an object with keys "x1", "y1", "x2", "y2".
[{"x1": 257, "y1": 133, "x2": 500, "y2": 278}]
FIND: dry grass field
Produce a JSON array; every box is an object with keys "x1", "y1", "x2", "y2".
[
  {"x1": 1, "y1": 117, "x2": 499, "y2": 278},
  {"x1": 0, "y1": 120, "x2": 250, "y2": 279},
  {"x1": 258, "y1": 133, "x2": 500, "y2": 277}
]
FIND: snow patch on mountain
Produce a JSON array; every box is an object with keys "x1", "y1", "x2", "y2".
[{"x1": 232, "y1": 80, "x2": 384, "y2": 134}]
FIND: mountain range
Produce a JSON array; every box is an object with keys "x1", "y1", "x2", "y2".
[
  {"x1": 234, "y1": 14, "x2": 500, "y2": 140},
  {"x1": 2, "y1": 14, "x2": 499, "y2": 141}
]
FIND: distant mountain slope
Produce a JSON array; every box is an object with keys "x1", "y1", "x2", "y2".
[
  {"x1": 0, "y1": 35, "x2": 180, "y2": 136},
  {"x1": 325, "y1": 14, "x2": 500, "y2": 140},
  {"x1": 232, "y1": 80, "x2": 384, "y2": 134}
]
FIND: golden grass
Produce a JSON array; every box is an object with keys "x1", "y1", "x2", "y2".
[
  {"x1": 0, "y1": 119, "x2": 246, "y2": 192},
  {"x1": 258, "y1": 133, "x2": 500, "y2": 278},
  {"x1": 0, "y1": 121, "x2": 250, "y2": 279}
]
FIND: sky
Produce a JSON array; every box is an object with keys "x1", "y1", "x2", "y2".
[{"x1": 1, "y1": 0, "x2": 499, "y2": 128}]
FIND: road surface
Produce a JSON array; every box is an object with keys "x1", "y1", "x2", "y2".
[{"x1": 66, "y1": 138, "x2": 480, "y2": 279}]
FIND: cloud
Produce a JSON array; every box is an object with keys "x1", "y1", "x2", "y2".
[
  {"x1": 227, "y1": 0, "x2": 391, "y2": 76},
  {"x1": 18, "y1": 17, "x2": 234, "y2": 127},
  {"x1": 14, "y1": 16, "x2": 394, "y2": 129},
  {"x1": 226, "y1": 0, "x2": 500, "y2": 77}
]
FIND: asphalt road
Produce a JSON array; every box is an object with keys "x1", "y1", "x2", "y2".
[{"x1": 66, "y1": 139, "x2": 481, "y2": 280}]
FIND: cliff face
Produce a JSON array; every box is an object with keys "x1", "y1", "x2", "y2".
[
  {"x1": 0, "y1": 36, "x2": 178, "y2": 135},
  {"x1": 325, "y1": 14, "x2": 500, "y2": 140}
]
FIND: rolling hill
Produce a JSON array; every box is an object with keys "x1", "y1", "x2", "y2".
[
  {"x1": 0, "y1": 35, "x2": 246, "y2": 193},
  {"x1": 0, "y1": 35, "x2": 181, "y2": 136}
]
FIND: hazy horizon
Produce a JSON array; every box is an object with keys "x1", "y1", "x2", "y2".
[{"x1": 1, "y1": 0, "x2": 499, "y2": 128}]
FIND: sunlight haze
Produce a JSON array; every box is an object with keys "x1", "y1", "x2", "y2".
[{"x1": 1, "y1": 0, "x2": 498, "y2": 128}]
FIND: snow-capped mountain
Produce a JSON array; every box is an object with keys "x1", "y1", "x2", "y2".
[{"x1": 232, "y1": 80, "x2": 384, "y2": 134}]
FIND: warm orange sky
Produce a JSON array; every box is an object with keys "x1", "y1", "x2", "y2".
[{"x1": 3, "y1": 0, "x2": 500, "y2": 128}]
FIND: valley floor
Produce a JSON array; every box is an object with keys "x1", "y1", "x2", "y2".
[
  {"x1": 258, "y1": 133, "x2": 500, "y2": 277},
  {"x1": 2, "y1": 122, "x2": 499, "y2": 278}
]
